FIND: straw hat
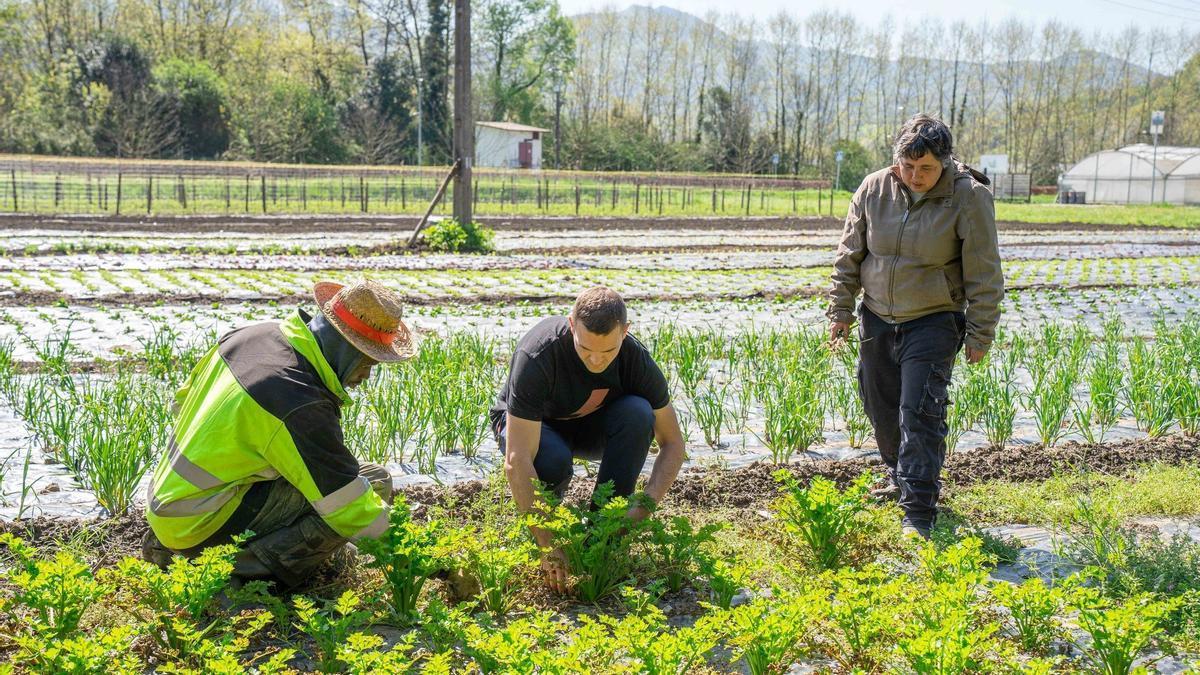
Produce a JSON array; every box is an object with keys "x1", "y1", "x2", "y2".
[{"x1": 313, "y1": 280, "x2": 417, "y2": 362}]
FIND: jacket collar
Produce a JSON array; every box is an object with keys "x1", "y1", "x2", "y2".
[{"x1": 279, "y1": 309, "x2": 351, "y2": 405}]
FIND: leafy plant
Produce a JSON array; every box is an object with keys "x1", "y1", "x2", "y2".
[
  {"x1": 452, "y1": 524, "x2": 537, "y2": 616},
  {"x1": 699, "y1": 555, "x2": 752, "y2": 609},
  {"x1": 531, "y1": 482, "x2": 650, "y2": 603},
  {"x1": 106, "y1": 543, "x2": 240, "y2": 656},
  {"x1": 990, "y1": 577, "x2": 1066, "y2": 653},
  {"x1": 723, "y1": 590, "x2": 822, "y2": 675},
  {"x1": 294, "y1": 591, "x2": 372, "y2": 673},
  {"x1": 8, "y1": 625, "x2": 141, "y2": 674},
  {"x1": 0, "y1": 534, "x2": 108, "y2": 639},
  {"x1": 422, "y1": 218, "x2": 495, "y2": 253},
  {"x1": 773, "y1": 470, "x2": 872, "y2": 569},
  {"x1": 1070, "y1": 588, "x2": 1181, "y2": 675},
  {"x1": 357, "y1": 494, "x2": 450, "y2": 624},
  {"x1": 645, "y1": 515, "x2": 722, "y2": 593}
]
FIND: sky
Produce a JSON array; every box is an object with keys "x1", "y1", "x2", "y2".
[{"x1": 557, "y1": 0, "x2": 1200, "y2": 36}]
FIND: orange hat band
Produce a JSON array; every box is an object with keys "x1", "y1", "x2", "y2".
[{"x1": 331, "y1": 297, "x2": 397, "y2": 346}]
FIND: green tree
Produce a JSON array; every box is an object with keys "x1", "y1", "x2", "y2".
[
  {"x1": 230, "y1": 78, "x2": 345, "y2": 163},
  {"x1": 345, "y1": 55, "x2": 415, "y2": 164},
  {"x1": 79, "y1": 37, "x2": 180, "y2": 157},
  {"x1": 153, "y1": 58, "x2": 230, "y2": 159},
  {"x1": 477, "y1": 0, "x2": 575, "y2": 122},
  {"x1": 421, "y1": 0, "x2": 451, "y2": 164},
  {"x1": 828, "y1": 139, "x2": 872, "y2": 192}
]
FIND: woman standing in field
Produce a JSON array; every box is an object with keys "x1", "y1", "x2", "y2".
[{"x1": 826, "y1": 114, "x2": 1004, "y2": 538}]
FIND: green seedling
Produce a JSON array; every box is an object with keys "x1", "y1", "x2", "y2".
[{"x1": 723, "y1": 589, "x2": 822, "y2": 675}]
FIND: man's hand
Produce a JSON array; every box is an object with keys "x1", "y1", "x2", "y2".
[
  {"x1": 829, "y1": 321, "x2": 851, "y2": 346},
  {"x1": 965, "y1": 346, "x2": 987, "y2": 365},
  {"x1": 625, "y1": 504, "x2": 652, "y2": 522},
  {"x1": 532, "y1": 527, "x2": 569, "y2": 593}
]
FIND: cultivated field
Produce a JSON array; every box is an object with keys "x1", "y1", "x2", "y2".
[{"x1": 1, "y1": 204, "x2": 1199, "y2": 672}]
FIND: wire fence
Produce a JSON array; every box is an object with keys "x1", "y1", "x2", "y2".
[{"x1": 0, "y1": 156, "x2": 843, "y2": 218}]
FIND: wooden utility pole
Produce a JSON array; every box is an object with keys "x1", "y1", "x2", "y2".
[{"x1": 452, "y1": 0, "x2": 473, "y2": 226}]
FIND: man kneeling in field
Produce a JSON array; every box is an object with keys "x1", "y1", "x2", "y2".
[
  {"x1": 142, "y1": 279, "x2": 416, "y2": 587},
  {"x1": 492, "y1": 287, "x2": 687, "y2": 592}
]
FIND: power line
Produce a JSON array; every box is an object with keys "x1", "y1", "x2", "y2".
[
  {"x1": 1093, "y1": 0, "x2": 1200, "y2": 22},
  {"x1": 1133, "y1": 0, "x2": 1200, "y2": 18}
]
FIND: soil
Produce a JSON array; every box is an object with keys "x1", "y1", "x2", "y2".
[
  {"x1": 379, "y1": 434, "x2": 1200, "y2": 515},
  {"x1": 1, "y1": 434, "x2": 1195, "y2": 565}
]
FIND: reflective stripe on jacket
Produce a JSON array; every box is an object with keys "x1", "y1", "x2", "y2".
[{"x1": 146, "y1": 309, "x2": 388, "y2": 550}]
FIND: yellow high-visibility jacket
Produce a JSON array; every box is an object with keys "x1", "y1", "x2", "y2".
[{"x1": 146, "y1": 310, "x2": 387, "y2": 551}]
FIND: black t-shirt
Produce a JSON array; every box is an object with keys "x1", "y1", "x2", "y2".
[{"x1": 490, "y1": 316, "x2": 671, "y2": 430}]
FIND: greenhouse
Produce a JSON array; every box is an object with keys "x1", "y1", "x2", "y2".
[{"x1": 1059, "y1": 143, "x2": 1200, "y2": 204}]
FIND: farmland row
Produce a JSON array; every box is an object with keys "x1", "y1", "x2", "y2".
[{"x1": 0, "y1": 256, "x2": 1194, "y2": 307}]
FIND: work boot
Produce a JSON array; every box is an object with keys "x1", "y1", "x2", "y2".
[
  {"x1": 141, "y1": 529, "x2": 176, "y2": 570},
  {"x1": 901, "y1": 524, "x2": 931, "y2": 540},
  {"x1": 324, "y1": 543, "x2": 360, "y2": 577}
]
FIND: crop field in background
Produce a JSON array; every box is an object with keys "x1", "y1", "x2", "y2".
[
  {"x1": 1, "y1": 182, "x2": 1200, "y2": 672},
  {"x1": 5, "y1": 156, "x2": 1200, "y2": 226}
]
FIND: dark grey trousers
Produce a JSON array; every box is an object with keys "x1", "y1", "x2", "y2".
[
  {"x1": 143, "y1": 462, "x2": 394, "y2": 588},
  {"x1": 857, "y1": 307, "x2": 965, "y2": 530}
]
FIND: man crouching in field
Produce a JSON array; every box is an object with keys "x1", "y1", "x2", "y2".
[
  {"x1": 492, "y1": 287, "x2": 687, "y2": 592},
  {"x1": 142, "y1": 279, "x2": 416, "y2": 587}
]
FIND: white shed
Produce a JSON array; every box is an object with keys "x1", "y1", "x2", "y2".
[
  {"x1": 1059, "y1": 144, "x2": 1200, "y2": 204},
  {"x1": 475, "y1": 121, "x2": 549, "y2": 170}
]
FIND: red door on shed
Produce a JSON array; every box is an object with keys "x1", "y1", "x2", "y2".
[{"x1": 518, "y1": 140, "x2": 533, "y2": 168}]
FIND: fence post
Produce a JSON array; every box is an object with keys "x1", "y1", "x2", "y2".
[
  {"x1": 574, "y1": 183, "x2": 580, "y2": 215},
  {"x1": 225, "y1": 178, "x2": 231, "y2": 211},
  {"x1": 244, "y1": 174, "x2": 250, "y2": 212},
  {"x1": 10, "y1": 169, "x2": 17, "y2": 211},
  {"x1": 261, "y1": 175, "x2": 267, "y2": 213},
  {"x1": 361, "y1": 175, "x2": 367, "y2": 212},
  {"x1": 301, "y1": 183, "x2": 307, "y2": 211},
  {"x1": 818, "y1": 185, "x2": 822, "y2": 214},
  {"x1": 147, "y1": 176, "x2": 153, "y2": 214},
  {"x1": 401, "y1": 178, "x2": 407, "y2": 210},
  {"x1": 634, "y1": 181, "x2": 640, "y2": 214}
]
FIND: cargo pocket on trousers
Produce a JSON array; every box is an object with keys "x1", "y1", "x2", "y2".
[{"x1": 918, "y1": 363, "x2": 952, "y2": 418}]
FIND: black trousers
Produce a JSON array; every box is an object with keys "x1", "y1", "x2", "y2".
[
  {"x1": 498, "y1": 395, "x2": 655, "y2": 501},
  {"x1": 858, "y1": 306, "x2": 965, "y2": 529}
]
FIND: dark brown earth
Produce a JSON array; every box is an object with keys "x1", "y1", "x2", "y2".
[
  {"x1": 3, "y1": 434, "x2": 1195, "y2": 564},
  {"x1": 0, "y1": 213, "x2": 1189, "y2": 235}
]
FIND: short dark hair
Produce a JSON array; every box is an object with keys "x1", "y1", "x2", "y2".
[
  {"x1": 572, "y1": 286, "x2": 627, "y2": 335},
  {"x1": 893, "y1": 114, "x2": 954, "y2": 165}
]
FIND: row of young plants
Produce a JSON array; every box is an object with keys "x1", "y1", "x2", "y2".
[
  {"x1": 648, "y1": 315, "x2": 1200, "y2": 460},
  {"x1": 1, "y1": 315, "x2": 1199, "y2": 515},
  {"x1": 2, "y1": 470, "x2": 1195, "y2": 673}
]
